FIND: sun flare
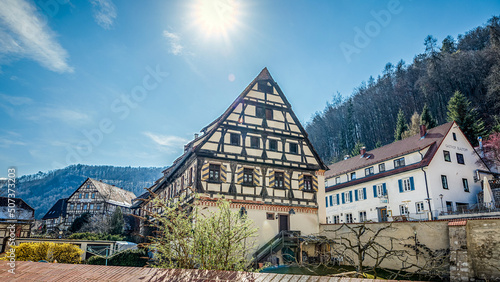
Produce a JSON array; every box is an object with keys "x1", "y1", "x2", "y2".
[{"x1": 193, "y1": 0, "x2": 239, "y2": 37}]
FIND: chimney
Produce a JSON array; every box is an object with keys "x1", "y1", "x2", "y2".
[
  {"x1": 344, "y1": 155, "x2": 350, "y2": 160},
  {"x1": 194, "y1": 133, "x2": 199, "y2": 139},
  {"x1": 420, "y1": 125, "x2": 427, "y2": 138},
  {"x1": 360, "y1": 147, "x2": 366, "y2": 157}
]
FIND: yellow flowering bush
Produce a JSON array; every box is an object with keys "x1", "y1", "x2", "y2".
[{"x1": 0, "y1": 242, "x2": 83, "y2": 264}]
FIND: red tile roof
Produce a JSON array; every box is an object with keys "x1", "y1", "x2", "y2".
[
  {"x1": 0, "y1": 261, "x2": 394, "y2": 281},
  {"x1": 325, "y1": 122, "x2": 454, "y2": 179}
]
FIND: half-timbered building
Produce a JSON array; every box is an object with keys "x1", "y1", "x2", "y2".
[{"x1": 136, "y1": 68, "x2": 328, "y2": 261}]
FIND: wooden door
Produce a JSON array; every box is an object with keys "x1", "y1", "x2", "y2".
[{"x1": 279, "y1": 214, "x2": 289, "y2": 232}]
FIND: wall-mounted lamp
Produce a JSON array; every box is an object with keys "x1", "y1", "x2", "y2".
[{"x1": 289, "y1": 209, "x2": 296, "y2": 215}]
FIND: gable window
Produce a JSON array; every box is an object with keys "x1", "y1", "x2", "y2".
[
  {"x1": 453, "y1": 132, "x2": 457, "y2": 141},
  {"x1": 243, "y1": 168, "x2": 254, "y2": 186},
  {"x1": 399, "y1": 204, "x2": 409, "y2": 215},
  {"x1": 230, "y1": 133, "x2": 240, "y2": 146},
  {"x1": 394, "y1": 157, "x2": 405, "y2": 168},
  {"x1": 443, "y1": 150, "x2": 451, "y2": 162},
  {"x1": 365, "y1": 167, "x2": 374, "y2": 176},
  {"x1": 416, "y1": 201, "x2": 425, "y2": 213},
  {"x1": 345, "y1": 213, "x2": 353, "y2": 223},
  {"x1": 359, "y1": 211, "x2": 367, "y2": 222},
  {"x1": 77, "y1": 204, "x2": 81, "y2": 210},
  {"x1": 303, "y1": 175, "x2": 313, "y2": 191},
  {"x1": 91, "y1": 193, "x2": 95, "y2": 199},
  {"x1": 335, "y1": 177, "x2": 340, "y2": 184},
  {"x1": 350, "y1": 172, "x2": 356, "y2": 180},
  {"x1": 269, "y1": 140, "x2": 278, "y2": 151},
  {"x1": 379, "y1": 163, "x2": 385, "y2": 172},
  {"x1": 258, "y1": 81, "x2": 273, "y2": 93},
  {"x1": 250, "y1": 136, "x2": 259, "y2": 148},
  {"x1": 275, "y1": 172, "x2": 284, "y2": 188},
  {"x1": 266, "y1": 108, "x2": 273, "y2": 120},
  {"x1": 79, "y1": 193, "x2": 82, "y2": 199},
  {"x1": 462, "y1": 178, "x2": 469, "y2": 192},
  {"x1": 70, "y1": 204, "x2": 74, "y2": 210},
  {"x1": 256, "y1": 106, "x2": 265, "y2": 118},
  {"x1": 456, "y1": 153, "x2": 465, "y2": 164},
  {"x1": 209, "y1": 164, "x2": 221, "y2": 182},
  {"x1": 85, "y1": 193, "x2": 89, "y2": 199},
  {"x1": 90, "y1": 204, "x2": 94, "y2": 210},
  {"x1": 441, "y1": 175, "x2": 449, "y2": 189},
  {"x1": 289, "y1": 143, "x2": 298, "y2": 154}
]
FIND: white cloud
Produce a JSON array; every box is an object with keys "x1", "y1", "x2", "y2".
[
  {"x1": 90, "y1": 0, "x2": 117, "y2": 30},
  {"x1": 0, "y1": 137, "x2": 26, "y2": 148},
  {"x1": 0, "y1": 93, "x2": 33, "y2": 106},
  {"x1": 0, "y1": 0, "x2": 73, "y2": 73},
  {"x1": 143, "y1": 132, "x2": 188, "y2": 153},
  {"x1": 163, "y1": 30, "x2": 184, "y2": 55}
]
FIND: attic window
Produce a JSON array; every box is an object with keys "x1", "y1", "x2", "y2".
[
  {"x1": 230, "y1": 133, "x2": 240, "y2": 146},
  {"x1": 258, "y1": 81, "x2": 273, "y2": 93},
  {"x1": 266, "y1": 109, "x2": 273, "y2": 120},
  {"x1": 256, "y1": 106, "x2": 265, "y2": 118},
  {"x1": 289, "y1": 143, "x2": 298, "y2": 154}
]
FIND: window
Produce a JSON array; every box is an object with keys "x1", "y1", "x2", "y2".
[
  {"x1": 85, "y1": 193, "x2": 89, "y2": 199},
  {"x1": 345, "y1": 191, "x2": 352, "y2": 203},
  {"x1": 441, "y1": 175, "x2": 448, "y2": 189},
  {"x1": 70, "y1": 204, "x2": 74, "y2": 210},
  {"x1": 209, "y1": 164, "x2": 221, "y2": 182},
  {"x1": 79, "y1": 193, "x2": 82, "y2": 199},
  {"x1": 379, "y1": 163, "x2": 385, "y2": 172},
  {"x1": 333, "y1": 215, "x2": 340, "y2": 224},
  {"x1": 335, "y1": 177, "x2": 340, "y2": 184},
  {"x1": 243, "y1": 168, "x2": 254, "y2": 185},
  {"x1": 329, "y1": 195, "x2": 333, "y2": 206},
  {"x1": 400, "y1": 204, "x2": 409, "y2": 215},
  {"x1": 77, "y1": 204, "x2": 81, "y2": 210},
  {"x1": 357, "y1": 188, "x2": 366, "y2": 200},
  {"x1": 345, "y1": 213, "x2": 353, "y2": 223},
  {"x1": 365, "y1": 166, "x2": 374, "y2": 176},
  {"x1": 289, "y1": 143, "x2": 298, "y2": 154},
  {"x1": 83, "y1": 204, "x2": 88, "y2": 210},
  {"x1": 91, "y1": 193, "x2": 95, "y2": 199},
  {"x1": 456, "y1": 153, "x2": 465, "y2": 164},
  {"x1": 453, "y1": 132, "x2": 457, "y2": 141},
  {"x1": 269, "y1": 139, "x2": 278, "y2": 151},
  {"x1": 350, "y1": 172, "x2": 356, "y2": 180},
  {"x1": 359, "y1": 211, "x2": 367, "y2": 222},
  {"x1": 443, "y1": 150, "x2": 451, "y2": 162},
  {"x1": 275, "y1": 172, "x2": 284, "y2": 188},
  {"x1": 256, "y1": 106, "x2": 265, "y2": 118},
  {"x1": 258, "y1": 81, "x2": 273, "y2": 93},
  {"x1": 416, "y1": 202, "x2": 425, "y2": 213},
  {"x1": 230, "y1": 133, "x2": 240, "y2": 146},
  {"x1": 303, "y1": 175, "x2": 313, "y2": 191},
  {"x1": 394, "y1": 157, "x2": 405, "y2": 168},
  {"x1": 462, "y1": 178, "x2": 469, "y2": 192},
  {"x1": 96, "y1": 204, "x2": 101, "y2": 210},
  {"x1": 266, "y1": 212, "x2": 275, "y2": 220},
  {"x1": 90, "y1": 204, "x2": 94, "y2": 210},
  {"x1": 250, "y1": 136, "x2": 259, "y2": 148},
  {"x1": 265, "y1": 108, "x2": 273, "y2": 120},
  {"x1": 401, "y1": 178, "x2": 412, "y2": 192},
  {"x1": 376, "y1": 184, "x2": 386, "y2": 196}
]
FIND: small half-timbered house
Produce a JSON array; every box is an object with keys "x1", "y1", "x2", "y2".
[{"x1": 137, "y1": 68, "x2": 328, "y2": 261}]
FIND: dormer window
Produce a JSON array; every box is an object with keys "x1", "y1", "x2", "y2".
[
  {"x1": 350, "y1": 172, "x2": 356, "y2": 180},
  {"x1": 365, "y1": 167, "x2": 374, "y2": 176},
  {"x1": 394, "y1": 157, "x2": 405, "y2": 168}
]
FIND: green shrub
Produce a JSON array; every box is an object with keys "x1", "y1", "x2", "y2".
[
  {"x1": 68, "y1": 232, "x2": 125, "y2": 241},
  {"x1": 0, "y1": 242, "x2": 82, "y2": 264},
  {"x1": 86, "y1": 248, "x2": 148, "y2": 267}
]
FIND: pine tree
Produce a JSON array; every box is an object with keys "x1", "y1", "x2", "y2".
[
  {"x1": 394, "y1": 109, "x2": 408, "y2": 141},
  {"x1": 109, "y1": 207, "x2": 124, "y2": 235},
  {"x1": 447, "y1": 91, "x2": 487, "y2": 145},
  {"x1": 402, "y1": 112, "x2": 421, "y2": 139},
  {"x1": 420, "y1": 104, "x2": 437, "y2": 129},
  {"x1": 351, "y1": 140, "x2": 365, "y2": 157}
]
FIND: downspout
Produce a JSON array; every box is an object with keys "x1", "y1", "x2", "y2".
[{"x1": 418, "y1": 150, "x2": 433, "y2": 220}]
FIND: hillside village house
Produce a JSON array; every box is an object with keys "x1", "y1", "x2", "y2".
[
  {"x1": 43, "y1": 178, "x2": 136, "y2": 231},
  {"x1": 324, "y1": 122, "x2": 492, "y2": 224},
  {"x1": 0, "y1": 197, "x2": 34, "y2": 252},
  {"x1": 134, "y1": 68, "x2": 328, "y2": 262}
]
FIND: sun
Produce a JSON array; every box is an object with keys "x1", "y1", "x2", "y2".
[{"x1": 192, "y1": 0, "x2": 239, "y2": 37}]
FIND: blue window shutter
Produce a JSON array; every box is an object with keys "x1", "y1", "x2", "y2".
[
  {"x1": 349, "y1": 191, "x2": 353, "y2": 202},
  {"x1": 410, "y1": 177, "x2": 415, "y2": 190},
  {"x1": 325, "y1": 197, "x2": 329, "y2": 207},
  {"x1": 355, "y1": 190, "x2": 359, "y2": 201},
  {"x1": 363, "y1": 187, "x2": 367, "y2": 200},
  {"x1": 342, "y1": 193, "x2": 345, "y2": 204},
  {"x1": 373, "y1": 185, "x2": 377, "y2": 197},
  {"x1": 336, "y1": 194, "x2": 340, "y2": 205},
  {"x1": 329, "y1": 195, "x2": 333, "y2": 206},
  {"x1": 398, "y1": 179, "x2": 403, "y2": 193},
  {"x1": 382, "y1": 183, "x2": 387, "y2": 195}
]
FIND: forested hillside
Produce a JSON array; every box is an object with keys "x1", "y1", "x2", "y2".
[
  {"x1": 306, "y1": 16, "x2": 500, "y2": 164},
  {"x1": 0, "y1": 165, "x2": 165, "y2": 219}
]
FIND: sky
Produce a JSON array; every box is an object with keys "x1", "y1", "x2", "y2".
[{"x1": 0, "y1": 0, "x2": 499, "y2": 178}]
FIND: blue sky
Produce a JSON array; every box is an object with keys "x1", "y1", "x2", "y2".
[{"x1": 1, "y1": 0, "x2": 499, "y2": 177}]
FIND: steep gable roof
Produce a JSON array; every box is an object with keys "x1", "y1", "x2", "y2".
[
  {"x1": 0, "y1": 197, "x2": 34, "y2": 212},
  {"x1": 42, "y1": 198, "x2": 67, "y2": 220},
  {"x1": 325, "y1": 122, "x2": 455, "y2": 179},
  {"x1": 88, "y1": 178, "x2": 136, "y2": 207}
]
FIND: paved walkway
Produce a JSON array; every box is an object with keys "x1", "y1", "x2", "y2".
[{"x1": 0, "y1": 261, "x2": 410, "y2": 281}]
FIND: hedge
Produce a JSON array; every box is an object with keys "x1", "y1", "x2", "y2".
[
  {"x1": 1, "y1": 242, "x2": 82, "y2": 264},
  {"x1": 86, "y1": 248, "x2": 148, "y2": 267}
]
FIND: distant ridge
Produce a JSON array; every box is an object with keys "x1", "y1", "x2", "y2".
[{"x1": 0, "y1": 164, "x2": 165, "y2": 219}]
